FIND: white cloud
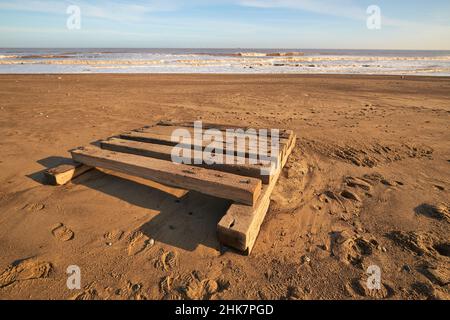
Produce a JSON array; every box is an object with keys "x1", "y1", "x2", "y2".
[
  {"x1": 0, "y1": 0, "x2": 180, "y2": 22},
  {"x1": 238, "y1": 0, "x2": 450, "y2": 34}
]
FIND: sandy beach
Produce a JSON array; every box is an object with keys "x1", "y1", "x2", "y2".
[{"x1": 0, "y1": 74, "x2": 449, "y2": 300}]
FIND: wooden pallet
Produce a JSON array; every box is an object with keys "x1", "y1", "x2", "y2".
[{"x1": 46, "y1": 121, "x2": 296, "y2": 254}]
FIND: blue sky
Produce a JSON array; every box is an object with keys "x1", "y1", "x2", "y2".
[{"x1": 0, "y1": 0, "x2": 449, "y2": 49}]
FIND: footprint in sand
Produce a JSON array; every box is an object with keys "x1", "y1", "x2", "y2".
[
  {"x1": 70, "y1": 283, "x2": 100, "y2": 300},
  {"x1": 340, "y1": 189, "x2": 362, "y2": 202},
  {"x1": 317, "y1": 176, "x2": 372, "y2": 218},
  {"x1": 420, "y1": 264, "x2": 450, "y2": 286},
  {"x1": 23, "y1": 203, "x2": 45, "y2": 212},
  {"x1": 156, "y1": 250, "x2": 178, "y2": 271},
  {"x1": 415, "y1": 203, "x2": 449, "y2": 223},
  {"x1": 104, "y1": 230, "x2": 124, "y2": 244},
  {"x1": 345, "y1": 176, "x2": 372, "y2": 192},
  {"x1": 433, "y1": 242, "x2": 450, "y2": 258},
  {"x1": 160, "y1": 271, "x2": 224, "y2": 300},
  {"x1": 113, "y1": 281, "x2": 148, "y2": 300},
  {"x1": 51, "y1": 223, "x2": 74, "y2": 242},
  {"x1": 348, "y1": 278, "x2": 394, "y2": 299},
  {"x1": 330, "y1": 230, "x2": 377, "y2": 267},
  {"x1": 0, "y1": 259, "x2": 52, "y2": 288},
  {"x1": 127, "y1": 231, "x2": 152, "y2": 256},
  {"x1": 259, "y1": 282, "x2": 290, "y2": 300},
  {"x1": 330, "y1": 173, "x2": 400, "y2": 213},
  {"x1": 387, "y1": 230, "x2": 449, "y2": 258},
  {"x1": 160, "y1": 276, "x2": 176, "y2": 299},
  {"x1": 411, "y1": 281, "x2": 450, "y2": 300},
  {"x1": 184, "y1": 278, "x2": 219, "y2": 300}
]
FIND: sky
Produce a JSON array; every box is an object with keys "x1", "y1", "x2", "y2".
[{"x1": 0, "y1": 0, "x2": 449, "y2": 49}]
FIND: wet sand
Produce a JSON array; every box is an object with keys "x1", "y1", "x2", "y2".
[{"x1": 0, "y1": 74, "x2": 449, "y2": 299}]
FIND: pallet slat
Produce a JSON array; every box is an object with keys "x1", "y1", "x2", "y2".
[
  {"x1": 138, "y1": 125, "x2": 291, "y2": 152},
  {"x1": 71, "y1": 146, "x2": 262, "y2": 206},
  {"x1": 157, "y1": 121, "x2": 293, "y2": 139},
  {"x1": 120, "y1": 131, "x2": 284, "y2": 161},
  {"x1": 138, "y1": 125, "x2": 289, "y2": 142},
  {"x1": 100, "y1": 138, "x2": 274, "y2": 184}
]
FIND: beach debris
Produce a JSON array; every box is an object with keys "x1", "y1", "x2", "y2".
[
  {"x1": 302, "y1": 255, "x2": 311, "y2": 264},
  {"x1": 53, "y1": 120, "x2": 295, "y2": 254}
]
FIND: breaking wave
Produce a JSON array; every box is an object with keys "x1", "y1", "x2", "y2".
[{"x1": 1, "y1": 50, "x2": 450, "y2": 75}]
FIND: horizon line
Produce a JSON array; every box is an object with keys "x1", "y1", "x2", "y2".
[{"x1": 2, "y1": 47, "x2": 450, "y2": 52}]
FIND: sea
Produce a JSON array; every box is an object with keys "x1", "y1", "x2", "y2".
[{"x1": 1, "y1": 48, "x2": 450, "y2": 75}]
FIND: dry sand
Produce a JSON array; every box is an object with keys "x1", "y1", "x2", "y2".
[{"x1": 0, "y1": 74, "x2": 449, "y2": 300}]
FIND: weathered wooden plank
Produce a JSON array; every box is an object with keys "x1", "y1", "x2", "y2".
[
  {"x1": 96, "y1": 168, "x2": 189, "y2": 199},
  {"x1": 120, "y1": 130, "x2": 285, "y2": 161},
  {"x1": 217, "y1": 131, "x2": 296, "y2": 253},
  {"x1": 137, "y1": 125, "x2": 290, "y2": 157},
  {"x1": 138, "y1": 124, "x2": 288, "y2": 140},
  {"x1": 100, "y1": 138, "x2": 274, "y2": 184},
  {"x1": 71, "y1": 146, "x2": 262, "y2": 206},
  {"x1": 157, "y1": 121, "x2": 292, "y2": 139},
  {"x1": 44, "y1": 161, "x2": 92, "y2": 185}
]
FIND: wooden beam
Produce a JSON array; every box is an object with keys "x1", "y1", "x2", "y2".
[
  {"x1": 71, "y1": 146, "x2": 262, "y2": 206},
  {"x1": 217, "y1": 131, "x2": 296, "y2": 253},
  {"x1": 96, "y1": 168, "x2": 189, "y2": 199},
  {"x1": 120, "y1": 130, "x2": 285, "y2": 161},
  {"x1": 100, "y1": 138, "x2": 274, "y2": 184},
  {"x1": 44, "y1": 161, "x2": 92, "y2": 185}
]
